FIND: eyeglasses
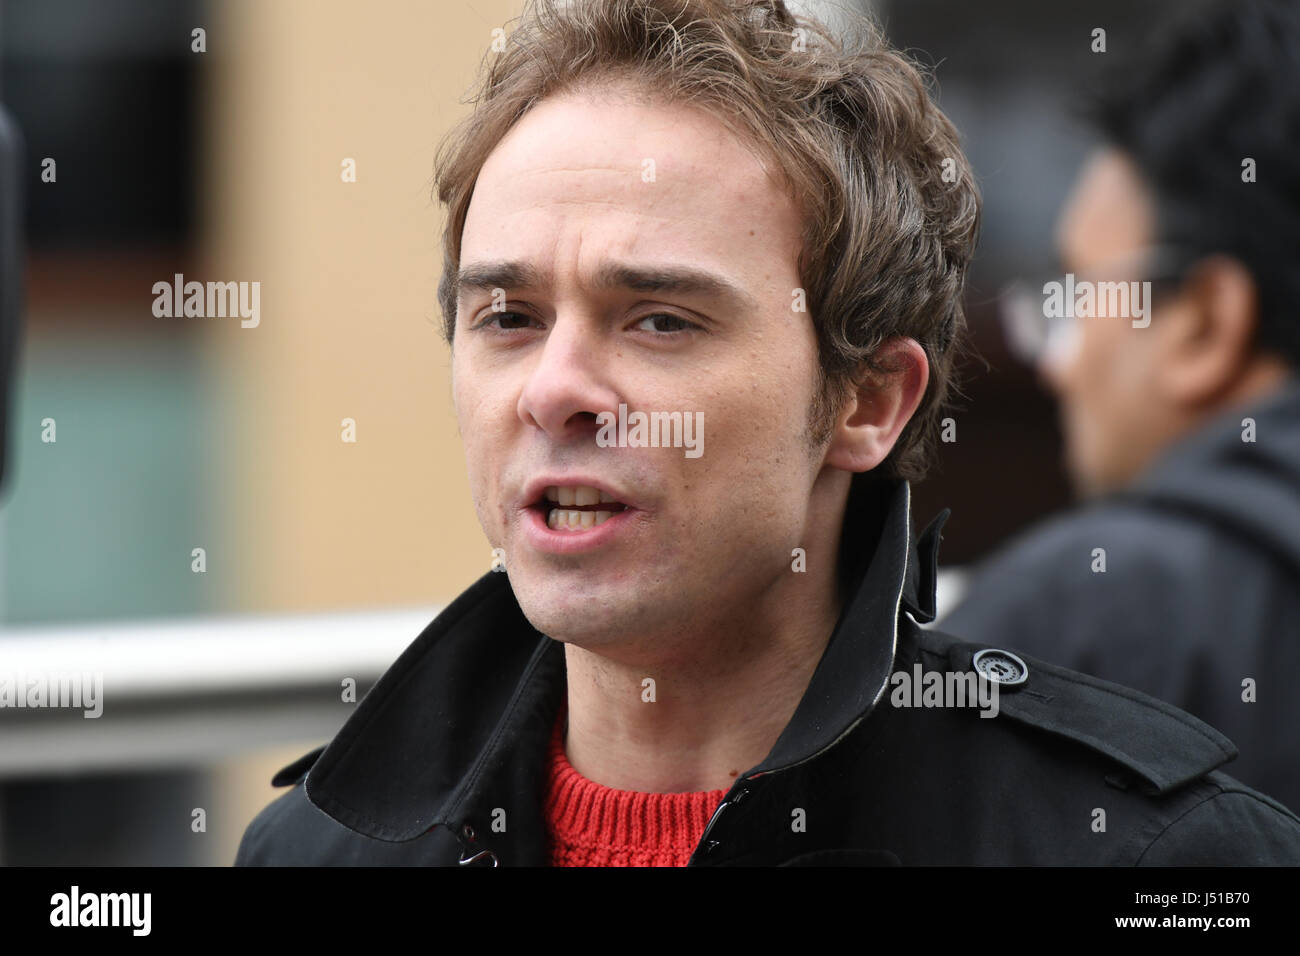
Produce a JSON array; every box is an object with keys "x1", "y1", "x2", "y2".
[{"x1": 998, "y1": 245, "x2": 1199, "y2": 366}]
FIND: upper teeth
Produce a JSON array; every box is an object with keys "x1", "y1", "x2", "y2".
[{"x1": 545, "y1": 485, "x2": 617, "y2": 506}]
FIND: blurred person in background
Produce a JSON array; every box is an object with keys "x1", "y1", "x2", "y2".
[{"x1": 944, "y1": 0, "x2": 1300, "y2": 810}]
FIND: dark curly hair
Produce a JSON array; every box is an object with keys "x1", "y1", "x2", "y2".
[{"x1": 1085, "y1": 0, "x2": 1300, "y2": 369}]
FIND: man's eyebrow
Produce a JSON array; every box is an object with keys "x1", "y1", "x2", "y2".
[
  {"x1": 454, "y1": 260, "x2": 546, "y2": 297},
  {"x1": 454, "y1": 259, "x2": 756, "y2": 310},
  {"x1": 591, "y1": 262, "x2": 754, "y2": 309}
]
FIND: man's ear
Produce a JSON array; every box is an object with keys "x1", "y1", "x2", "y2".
[
  {"x1": 823, "y1": 337, "x2": 929, "y2": 474},
  {"x1": 1156, "y1": 255, "x2": 1258, "y2": 407}
]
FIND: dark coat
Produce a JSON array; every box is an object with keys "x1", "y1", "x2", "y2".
[
  {"x1": 236, "y1": 479, "x2": 1300, "y2": 866},
  {"x1": 943, "y1": 378, "x2": 1300, "y2": 814}
]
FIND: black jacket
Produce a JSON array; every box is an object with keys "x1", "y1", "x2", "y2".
[
  {"x1": 944, "y1": 378, "x2": 1300, "y2": 814},
  {"x1": 236, "y1": 479, "x2": 1300, "y2": 866}
]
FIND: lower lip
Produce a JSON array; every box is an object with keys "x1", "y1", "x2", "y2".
[{"x1": 520, "y1": 505, "x2": 640, "y2": 555}]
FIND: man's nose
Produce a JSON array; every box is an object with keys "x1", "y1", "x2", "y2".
[{"x1": 516, "y1": 318, "x2": 619, "y2": 439}]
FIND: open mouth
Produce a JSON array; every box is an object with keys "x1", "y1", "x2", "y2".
[{"x1": 532, "y1": 485, "x2": 630, "y2": 531}]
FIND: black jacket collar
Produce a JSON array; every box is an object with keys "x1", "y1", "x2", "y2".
[
  {"x1": 1121, "y1": 376, "x2": 1300, "y2": 573},
  {"x1": 303, "y1": 477, "x2": 945, "y2": 842}
]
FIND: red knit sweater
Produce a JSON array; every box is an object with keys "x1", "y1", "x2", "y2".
[{"x1": 543, "y1": 700, "x2": 730, "y2": 866}]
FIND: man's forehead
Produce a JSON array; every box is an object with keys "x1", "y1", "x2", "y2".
[
  {"x1": 478, "y1": 86, "x2": 754, "y2": 176},
  {"x1": 1056, "y1": 148, "x2": 1155, "y2": 269},
  {"x1": 457, "y1": 90, "x2": 805, "y2": 312},
  {"x1": 464, "y1": 90, "x2": 795, "y2": 229}
]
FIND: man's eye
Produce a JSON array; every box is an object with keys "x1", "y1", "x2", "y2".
[
  {"x1": 475, "y1": 311, "x2": 537, "y2": 332},
  {"x1": 635, "y1": 313, "x2": 698, "y2": 334}
]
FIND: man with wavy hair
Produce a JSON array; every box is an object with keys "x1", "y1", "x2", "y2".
[{"x1": 237, "y1": 0, "x2": 1300, "y2": 866}]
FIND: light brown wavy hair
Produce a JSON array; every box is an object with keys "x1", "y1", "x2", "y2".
[{"x1": 435, "y1": 0, "x2": 980, "y2": 482}]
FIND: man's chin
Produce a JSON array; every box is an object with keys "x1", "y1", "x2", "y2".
[
  {"x1": 1061, "y1": 436, "x2": 1103, "y2": 501},
  {"x1": 509, "y1": 576, "x2": 653, "y2": 645},
  {"x1": 1066, "y1": 454, "x2": 1126, "y2": 501}
]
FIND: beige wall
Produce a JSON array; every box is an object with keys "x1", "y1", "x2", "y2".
[
  {"x1": 197, "y1": 0, "x2": 530, "y2": 867},
  {"x1": 203, "y1": 0, "x2": 523, "y2": 613}
]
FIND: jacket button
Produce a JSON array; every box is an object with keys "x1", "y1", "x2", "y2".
[{"x1": 972, "y1": 648, "x2": 1029, "y2": 687}]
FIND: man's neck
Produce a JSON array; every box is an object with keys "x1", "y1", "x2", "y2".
[{"x1": 559, "y1": 567, "x2": 844, "y2": 794}]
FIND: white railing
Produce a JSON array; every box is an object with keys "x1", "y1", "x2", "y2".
[{"x1": 0, "y1": 605, "x2": 439, "y2": 775}]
